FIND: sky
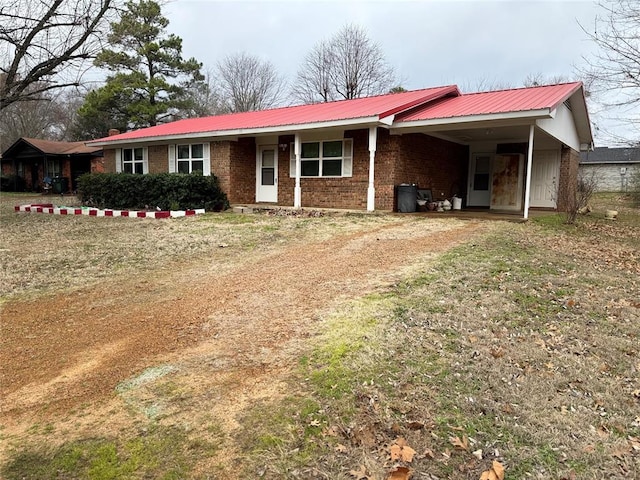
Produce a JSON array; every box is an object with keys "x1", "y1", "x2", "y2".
[
  {"x1": 160, "y1": 0, "x2": 629, "y2": 144},
  {"x1": 163, "y1": 0, "x2": 600, "y2": 90}
]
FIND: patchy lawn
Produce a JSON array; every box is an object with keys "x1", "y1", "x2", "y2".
[{"x1": 1, "y1": 192, "x2": 638, "y2": 479}]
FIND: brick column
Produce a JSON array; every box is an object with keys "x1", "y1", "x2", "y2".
[{"x1": 557, "y1": 146, "x2": 579, "y2": 212}]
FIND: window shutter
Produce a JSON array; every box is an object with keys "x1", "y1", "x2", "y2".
[
  {"x1": 168, "y1": 144, "x2": 176, "y2": 173},
  {"x1": 202, "y1": 142, "x2": 211, "y2": 176},
  {"x1": 142, "y1": 147, "x2": 149, "y2": 174},
  {"x1": 289, "y1": 143, "x2": 296, "y2": 177},
  {"x1": 342, "y1": 139, "x2": 353, "y2": 177},
  {"x1": 115, "y1": 148, "x2": 122, "y2": 173}
]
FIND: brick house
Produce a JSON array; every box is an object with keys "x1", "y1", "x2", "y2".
[
  {"x1": 1, "y1": 137, "x2": 104, "y2": 192},
  {"x1": 87, "y1": 83, "x2": 593, "y2": 217}
]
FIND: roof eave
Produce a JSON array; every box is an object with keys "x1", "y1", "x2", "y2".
[
  {"x1": 87, "y1": 116, "x2": 384, "y2": 146},
  {"x1": 391, "y1": 109, "x2": 552, "y2": 130}
]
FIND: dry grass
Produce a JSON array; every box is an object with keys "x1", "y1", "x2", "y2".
[
  {"x1": 1, "y1": 192, "x2": 638, "y2": 479},
  {"x1": 0, "y1": 192, "x2": 398, "y2": 300},
  {"x1": 237, "y1": 194, "x2": 640, "y2": 479}
]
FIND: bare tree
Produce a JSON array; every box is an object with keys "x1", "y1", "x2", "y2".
[
  {"x1": 0, "y1": 84, "x2": 79, "y2": 151},
  {"x1": 292, "y1": 24, "x2": 395, "y2": 104},
  {"x1": 182, "y1": 67, "x2": 224, "y2": 118},
  {"x1": 291, "y1": 40, "x2": 336, "y2": 103},
  {"x1": 460, "y1": 77, "x2": 513, "y2": 93},
  {"x1": 216, "y1": 52, "x2": 285, "y2": 113},
  {"x1": 0, "y1": 0, "x2": 117, "y2": 112},
  {"x1": 578, "y1": 0, "x2": 640, "y2": 139},
  {"x1": 522, "y1": 73, "x2": 572, "y2": 87}
]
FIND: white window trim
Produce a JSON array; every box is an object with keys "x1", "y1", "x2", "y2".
[
  {"x1": 117, "y1": 147, "x2": 148, "y2": 174},
  {"x1": 289, "y1": 138, "x2": 353, "y2": 178},
  {"x1": 172, "y1": 142, "x2": 211, "y2": 175}
]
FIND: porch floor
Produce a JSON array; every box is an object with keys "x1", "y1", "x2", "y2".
[{"x1": 232, "y1": 204, "x2": 556, "y2": 223}]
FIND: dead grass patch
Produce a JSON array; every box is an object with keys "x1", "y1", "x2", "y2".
[{"x1": 237, "y1": 202, "x2": 640, "y2": 479}]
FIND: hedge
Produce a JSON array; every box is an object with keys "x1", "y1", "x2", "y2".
[{"x1": 77, "y1": 172, "x2": 229, "y2": 211}]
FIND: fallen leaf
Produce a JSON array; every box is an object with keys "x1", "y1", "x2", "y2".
[
  {"x1": 407, "y1": 421, "x2": 424, "y2": 430},
  {"x1": 388, "y1": 466, "x2": 412, "y2": 480},
  {"x1": 390, "y1": 445, "x2": 403, "y2": 461},
  {"x1": 390, "y1": 437, "x2": 416, "y2": 462},
  {"x1": 335, "y1": 443, "x2": 348, "y2": 453},
  {"x1": 472, "y1": 449, "x2": 483, "y2": 460},
  {"x1": 422, "y1": 448, "x2": 435, "y2": 459},
  {"x1": 479, "y1": 460, "x2": 505, "y2": 480},
  {"x1": 490, "y1": 347, "x2": 505, "y2": 358},
  {"x1": 349, "y1": 465, "x2": 369, "y2": 480},
  {"x1": 449, "y1": 435, "x2": 469, "y2": 451},
  {"x1": 324, "y1": 426, "x2": 339, "y2": 437}
]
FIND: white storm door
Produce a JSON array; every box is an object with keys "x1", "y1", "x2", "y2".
[
  {"x1": 530, "y1": 150, "x2": 559, "y2": 208},
  {"x1": 256, "y1": 146, "x2": 278, "y2": 203},
  {"x1": 468, "y1": 153, "x2": 491, "y2": 206}
]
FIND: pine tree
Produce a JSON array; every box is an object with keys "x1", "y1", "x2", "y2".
[{"x1": 75, "y1": 0, "x2": 204, "y2": 136}]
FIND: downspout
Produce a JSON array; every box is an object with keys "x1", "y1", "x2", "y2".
[
  {"x1": 294, "y1": 133, "x2": 301, "y2": 208},
  {"x1": 523, "y1": 124, "x2": 535, "y2": 220},
  {"x1": 367, "y1": 127, "x2": 377, "y2": 212}
]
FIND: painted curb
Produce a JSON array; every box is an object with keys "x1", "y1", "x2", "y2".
[{"x1": 15, "y1": 204, "x2": 205, "y2": 219}]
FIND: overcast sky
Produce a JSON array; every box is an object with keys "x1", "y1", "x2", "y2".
[
  {"x1": 159, "y1": 0, "x2": 626, "y2": 144},
  {"x1": 164, "y1": 0, "x2": 599, "y2": 89}
]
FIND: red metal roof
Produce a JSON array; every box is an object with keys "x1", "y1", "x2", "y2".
[
  {"x1": 89, "y1": 86, "x2": 459, "y2": 144},
  {"x1": 396, "y1": 82, "x2": 583, "y2": 122}
]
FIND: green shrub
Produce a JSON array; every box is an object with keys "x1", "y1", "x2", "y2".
[{"x1": 77, "y1": 172, "x2": 229, "y2": 211}]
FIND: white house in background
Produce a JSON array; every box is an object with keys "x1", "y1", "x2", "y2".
[{"x1": 580, "y1": 147, "x2": 640, "y2": 192}]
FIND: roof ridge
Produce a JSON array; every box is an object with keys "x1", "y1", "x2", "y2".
[
  {"x1": 166, "y1": 85, "x2": 461, "y2": 123},
  {"x1": 462, "y1": 81, "x2": 582, "y2": 96}
]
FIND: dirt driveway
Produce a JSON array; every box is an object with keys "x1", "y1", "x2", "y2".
[{"x1": 0, "y1": 214, "x2": 487, "y2": 467}]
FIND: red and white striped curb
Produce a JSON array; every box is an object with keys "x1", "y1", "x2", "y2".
[{"x1": 15, "y1": 204, "x2": 205, "y2": 218}]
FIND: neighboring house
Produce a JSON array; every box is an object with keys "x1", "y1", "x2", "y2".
[
  {"x1": 1, "y1": 138, "x2": 104, "y2": 192},
  {"x1": 88, "y1": 83, "x2": 593, "y2": 217},
  {"x1": 579, "y1": 147, "x2": 640, "y2": 192}
]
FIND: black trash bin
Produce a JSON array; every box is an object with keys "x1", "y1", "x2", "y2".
[
  {"x1": 396, "y1": 184, "x2": 417, "y2": 213},
  {"x1": 51, "y1": 176, "x2": 68, "y2": 194}
]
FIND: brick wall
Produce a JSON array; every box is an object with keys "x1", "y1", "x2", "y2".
[
  {"x1": 229, "y1": 138, "x2": 256, "y2": 204},
  {"x1": 91, "y1": 155, "x2": 105, "y2": 173},
  {"x1": 148, "y1": 145, "x2": 167, "y2": 173},
  {"x1": 101, "y1": 132, "x2": 469, "y2": 211},
  {"x1": 103, "y1": 149, "x2": 116, "y2": 173},
  {"x1": 557, "y1": 146, "x2": 580, "y2": 211},
  {"x1": 211, "y1": 141, "x2": 232, "y2": 196},
  {"x1": 274, "y1": 128, "x2": 468, "y2": 211},
  {"x1": 369, "y1": 130, "x2": 468, "y2": 211}
]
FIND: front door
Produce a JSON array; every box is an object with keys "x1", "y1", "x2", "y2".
[
  {"x1": 530, "y1": 150, "x2": 559, "y2": 208},
  {"x1": 467, "y1": 153, "x2": 491, "y2": 206},
  {"x1": 256, "y1": 146, "x2": 278, "y2": 203},
  {"x1": 491, "y1": 154, "x2": 524, "y2": 211}
]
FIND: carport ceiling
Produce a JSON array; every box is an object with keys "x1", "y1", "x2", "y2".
[{"x1": 395, "y1": 124, "x2": 560, "y2": 147}]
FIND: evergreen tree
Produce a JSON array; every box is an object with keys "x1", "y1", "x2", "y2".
[{"x1": 74, "y1": 0, "x2": 204, "y2": 136}]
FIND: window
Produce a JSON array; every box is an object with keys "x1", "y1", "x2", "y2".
[
  {"x1": 177, "y1": 143, "x2": 204, "y2": 174},
  {"x1": 123, "y1": 147, "x2": 145, "y2": 174},
  {"x1": 46, "y1": 159, "x2": 62, "y2": 177},
  {"x1": 290, "y1": 139, "x2": 353, "y2": 178}
]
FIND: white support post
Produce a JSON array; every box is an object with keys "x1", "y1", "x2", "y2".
[
  {"x1": 294, "y1": 133, "x2": 302, "y2": 208},
  {"x1": 524, "y1": 124, "x2": 535, "y2": 220},
  {"x1": 367, "y1": 126, "x2": 377, "y2": 212}
]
